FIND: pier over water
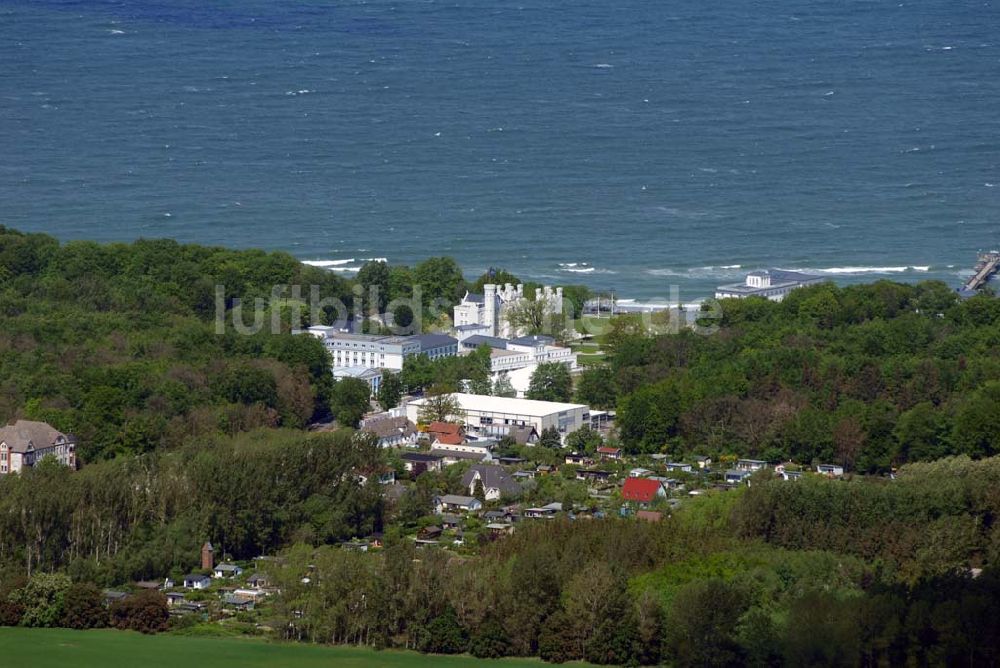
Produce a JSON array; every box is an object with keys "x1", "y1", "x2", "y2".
[{"x1": 962, "y1": 251, "x2": 1000, "y2": 293}]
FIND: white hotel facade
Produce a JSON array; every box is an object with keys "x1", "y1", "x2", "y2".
[{"x1": 304, "y1": 327, "x2": 457, "y2": 371}]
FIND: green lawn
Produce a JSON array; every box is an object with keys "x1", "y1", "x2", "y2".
[
  {"x1": 574, "y1": 353, "x2": 605, "y2": 367},
  {"x1": 0, "y1": 628, "x2": 555, "y2": 668}
]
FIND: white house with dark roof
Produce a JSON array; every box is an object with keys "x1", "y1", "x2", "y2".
[
  {"x1": 434, "y1": 494, "x2": 483, "y2": 514},
  {"x1": 0, "y1": 420, "x2": 77, "y2": 475},
  {"x1": 213, "y1": 563, "x2": 243, "y2": 579},
  {"x1": 183, "y1": 574, "x2": 212, "y2": 590},
  {"x1": 361, "y1": 415, "x2": 418, "y2": 447},
  {"x1": 736, "y1": 458, "x2": 769, "y2": 472},
  {"x1": 462, "y1": 464, "x2": 521, "y2": 501},
  {"x1": 401, "y1": 452, "x2": 444, "y2": 473},
  {"x1": 816, "y1": 463, "x2": 845, "y2": 477}
]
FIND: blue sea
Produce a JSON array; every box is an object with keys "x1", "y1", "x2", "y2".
[{"x1": 2, "y1": 0, "x2": 999, "y2": 301}]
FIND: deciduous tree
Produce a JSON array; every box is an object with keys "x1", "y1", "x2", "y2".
[{"x1": 527, "y1": 363, "x2": 573, "y2": 403}]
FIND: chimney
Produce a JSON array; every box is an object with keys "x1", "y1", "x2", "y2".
[{"x1": 201, "y1": 541, "x2": 215, "y2": 571}]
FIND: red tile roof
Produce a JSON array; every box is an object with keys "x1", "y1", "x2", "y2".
[
  {"x1": 597, "y1": 446, "x2": 621, "y2": 454},
  {"x1": 434, "y1": 433, "x2": 466, "y2": 445},
  {"x1": 427, "y1": 422, "x2": 463, "y2": 435},
  {"x1": 622, "y1": 477, "x2": 663, "y2": 503}
]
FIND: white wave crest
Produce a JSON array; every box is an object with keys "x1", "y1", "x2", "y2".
[
  {"x1": 814, "y1": 266, "x2": 930, "y2": 274},
  {"x1": 302, "y1": 259, "x2": 355, "y2": 267},
  {"x1": 558, "y1": 262, "x2": 616, "y2": 275},
  {"x1": 647, "y1": 265, "x2": 745, "y2": 279},
  {"x1": 646, "y1": 268, "x2": 686, "y2": 278},
  {"x1": 301, "y1": 257, "x2": 387, "y2": 273}
]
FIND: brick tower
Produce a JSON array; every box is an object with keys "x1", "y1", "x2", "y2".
[{"x1": 201, "y1": 541, "x2": 214, "y2": 571}]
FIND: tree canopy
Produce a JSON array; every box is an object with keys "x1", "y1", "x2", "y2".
[{"x1": 605, "y1": 281, "x2": 1000, "y2": 468}]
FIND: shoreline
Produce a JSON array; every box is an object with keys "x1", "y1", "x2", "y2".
[{"x1": 299, "y1": 257, "x2": 976, "y2": 306}]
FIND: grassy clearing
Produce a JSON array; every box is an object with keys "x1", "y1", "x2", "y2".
[{"x1": 0, "y1": 628, "x2": 559, "y2": 668}]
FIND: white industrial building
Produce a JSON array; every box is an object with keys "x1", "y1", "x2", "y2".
[
  {"x1": 454, "y1": 283, "x2": 564, "y2": 339},
  {"x1": 405, "y1": 393, "x2": 590, "y2": 440},
  {"x1": 715, "y1": 269, "x2": 823, "y2": 301}
]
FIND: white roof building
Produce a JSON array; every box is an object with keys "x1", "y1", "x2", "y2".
[
  {"x1": 406, "y1": 393, "x2": 589, "y2": 441},
  {"x1": 715, "y1": 269, "x2": 823, "y2": 302}
]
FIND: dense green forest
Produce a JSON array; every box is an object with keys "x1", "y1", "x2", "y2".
[
  {"x1": 0, "y1": 429, "x2": 384, "y2": 582},
  {"x1": 0, "y1": 226, "x2": 351, "y2": 461},
  {"x1": 578, "y1": 280, "x2": 1000, "y2": 471}
]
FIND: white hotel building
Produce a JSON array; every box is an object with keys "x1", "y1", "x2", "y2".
[{"x1": 304, "y1": 327, "x2": 457, "y2": 371}]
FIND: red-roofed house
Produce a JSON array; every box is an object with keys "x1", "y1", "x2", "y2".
[
  {"x1": 597, "y1": 446, "x2": 622, "y2": 461},
  {"x1": 433, "y1": 432, "x2": 466, "y2": 446},
  {"x1": 424, "y1": 422, "x2": 468, "y2": 447},
  {"x1": 621, "y1": 477, "x2": 666, "y2": 505},
  {"x1": 426, "y1": 422, "x2": 463, "y2": 438}
]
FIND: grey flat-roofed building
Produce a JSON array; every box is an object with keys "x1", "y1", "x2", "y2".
[
  {"x1": 461, "y1": 335, "x2": 509, "y2": 351},
  {"x1": 509, "y1": 334, "x2": 555, "y2": 347},
  {"x1": 413, "y1": 334, "x2": 459, "y2": 360}
]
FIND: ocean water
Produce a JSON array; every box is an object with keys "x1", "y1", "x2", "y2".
[{"x1": 2, "y1": 0, "x2": 999, "y2": 300}]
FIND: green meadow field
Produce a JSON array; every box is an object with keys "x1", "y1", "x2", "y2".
[{"x1": 0, "y1": 628, "x2": 557, "y2": 668}]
